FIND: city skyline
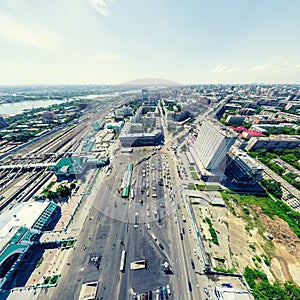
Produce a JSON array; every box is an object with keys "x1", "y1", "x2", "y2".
[{"x1": 0, "y1": 0, "x2": 300, "y2": 85}]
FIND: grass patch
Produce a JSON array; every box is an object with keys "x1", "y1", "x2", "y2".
[
  {"x1": 204, "y1": 217, "x2": 219, "y2": 245},
  {"x1": 191, "y1": 172, "x2": 199, "y2": 180},
  {"x1": 47, "y1": 181, "x2": 55, "y2": 190},
  {"x1": 195, "y1": 184, "x2": 206, "y2": 190},
  {"x1": 195, "y1": 184, "x2": 222, "y2": 191},
  {"x1": 61, "y1": 239, "x2": 75, "y2": 248},
  {"x1": 43, "y1": 275, "x2": 59, "y2": 285},
  {"x1": 243, "y1": 267, "x2": 300, "y2": 299},
  {"x1": 50, "y1": 275, "x2": 59, "y2": 285},
  {"x1": 87, "y1": 167, "x2": 102, "y2": 194},
  {"x1": 205, "y1": 185, "x2": 222, "y2": 191},
  {"x1": 188, "y1": 184, "x2": 196, "y2": 190},
  {"x1": 221, "y1": 190, "x2": 300, "y2": 238},
  {"x1": 214, "y1": 267, "x2": 236, "y2": 274},
  {"x1": 180, "y1": 144, "x2": 187, "y2": 152},
  {"x1": 35, "y1": 257, "x2": 44, "y2": 268},
  {"x1": 189, "y1": 166, "x2": 195, "y2": 171}
]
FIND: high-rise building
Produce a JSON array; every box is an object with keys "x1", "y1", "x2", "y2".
[
  {"x1": 142, "y1": 89, "x2": 148, "y2": 101},
  {"x1": 226, "y1": 147, "x2": 264, "y2": 186},
  {"x1": 190, "y1": 120, "x2": 237, "y2": 180},
  {"x1": 0, "y1": 116, "x2": 8, "y2": 129}
]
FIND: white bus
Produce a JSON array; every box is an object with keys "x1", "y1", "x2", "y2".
[
  {"x1": 120, "y1": 250, "x2": 126, "y2": 272},
  {"x1": 134, "y1": 212, "x2": 138, "y2": 227}
]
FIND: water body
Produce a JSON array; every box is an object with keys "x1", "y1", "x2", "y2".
[{"x1": 0, "y1": 99, "x2": 70, "y2": 115}]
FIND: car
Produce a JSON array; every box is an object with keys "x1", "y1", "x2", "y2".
[
  {"x1": 166, "y1": 284, "x2": 171, "y2": 295},
  {"x1": 155, "y1": 289, "x2": 160, "y2": 300},
  {"x1": 159, "y1": 243, "x2": 164, "y2": 250},
  {"x1": 190, "y1": 259, "x2": 195, "y2": 269},
  {"x1": 188, "y1": 281, "x2": 192, "y2": 292},
  {"x1": 163, "y1": 286, "x2": 168, "y2": 299},
  {"x1": 159, "y1": 288, "x2": 164, "y2": 299}
]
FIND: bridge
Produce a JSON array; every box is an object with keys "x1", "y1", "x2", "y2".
[{"x1": 0, "y1": 162, "x2": 56, "y2": 170}]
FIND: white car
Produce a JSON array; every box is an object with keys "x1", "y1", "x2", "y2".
[{"x1": 166, "y1": 284, "x2": 171, "y2": 295}]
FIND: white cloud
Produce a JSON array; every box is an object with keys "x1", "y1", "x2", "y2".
[
  {"x1": 296, "y1": 64, "x2": 300, "y2": 68},
  {"x1": 0, "y1": 10, "x2": 62, "y2": 50},
  {"x1": 89, "y1": 0, "x2": 112, "y2": 16},
  {"x1": 210, "y1": 63, "x2": 238, "y2": 73},
  {"x1": 94, "y1": 53, "x2": 120, "y2": 61},
  {"x1": 249, "y1": 62, "x2": 272, "y2": 72}
]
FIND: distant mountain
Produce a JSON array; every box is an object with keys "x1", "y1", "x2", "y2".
[{"x1": 121, "y1": 78, "x2": 181, "y2": 86}]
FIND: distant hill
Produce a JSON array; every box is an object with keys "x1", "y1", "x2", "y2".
[{"x1": 121, "y1": 78, "x2": 181, "y2": 86}]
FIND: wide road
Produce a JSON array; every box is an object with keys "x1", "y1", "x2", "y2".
[
  {"x1": 38, "y1": 113, "x2": 207, "y2": 300},
  {"x1": 165, "y1": 143, "x2": 209, "y2": 300},
  {"x1": 38, "y1": 168, "x2": 130, "y2": 300}
]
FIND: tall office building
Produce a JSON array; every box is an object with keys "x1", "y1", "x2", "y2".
[
  {"x1": 191, "y1": 120, "x2": 237, "y2": 174},
  {"x1": 142, "y1": 89, "x2": 148, "y2": 101}
]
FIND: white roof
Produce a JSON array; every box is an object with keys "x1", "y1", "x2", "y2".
[{"x1": 0, "y1": 201, "x2": 49, "y2": 240}]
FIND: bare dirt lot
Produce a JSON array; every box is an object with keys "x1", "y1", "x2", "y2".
[{"x1": 192, "y1": 193, "x2": 300, "y2": 286}]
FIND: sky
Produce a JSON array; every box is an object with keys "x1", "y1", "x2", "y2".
[{"x1": 0, "y1": 0, "x2": 300, "y2": 85}]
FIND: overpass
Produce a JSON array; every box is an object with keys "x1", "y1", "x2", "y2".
[{"x1": 0, "y1": 162, "x2": 56, "y2": 170}]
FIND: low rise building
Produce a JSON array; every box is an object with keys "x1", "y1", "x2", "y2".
[
  {"x1": 225, "y1": 114, "x2": 245, "y2": 125},
  {"x1": 245, "y1": 135, "x2": 300, "y2": 151},
  {"x1": 119, "y1": 130, "x2": 163, "y2": 147}
]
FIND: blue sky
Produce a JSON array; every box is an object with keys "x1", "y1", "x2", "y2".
[{"x1": 0, "y1": 0, "x2": 299, "y2": 84}]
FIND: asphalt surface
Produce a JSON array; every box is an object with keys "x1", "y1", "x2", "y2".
[
  {"x1": 37, "y1": 118, "x2": 211, "y2": 300},
  {"x1": 38, "y1": 151, "x2": 173, "y2": 300}
]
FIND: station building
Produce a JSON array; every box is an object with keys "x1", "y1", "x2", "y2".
[
  {"x1": 0, "y1": 201, "x2": 60, "y2": 289},
  {"x1": 50, "y1": 157, "x2": 88, "y2": 178}
]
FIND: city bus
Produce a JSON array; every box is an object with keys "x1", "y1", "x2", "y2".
[
  {"x1": 134, "y1": 212, "x2": 138, "y2": 227},
  {"x1": 120, "y1": 250, "x2": 126, "y2": 272}
]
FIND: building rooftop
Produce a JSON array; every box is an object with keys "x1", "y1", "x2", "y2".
[
  {"x1": 229, "y1": 126, "x2": 266, "y2": 137},
  {"x1": 243, "y1": 130, "x2": 266, "y2": 137},
  {"x1": 229, "y1": 147, "x2": 263, "y2": 169},
  {"x1": 0, "y1": 201, "x2": 49, "y2": 243},
  {"x1": 50, "y1": 157, "x2": 87, "y2": 176}
]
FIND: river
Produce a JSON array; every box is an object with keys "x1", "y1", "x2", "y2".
[{"x1": 0, "y1": 99, "x2": 70, "y2": 115}]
